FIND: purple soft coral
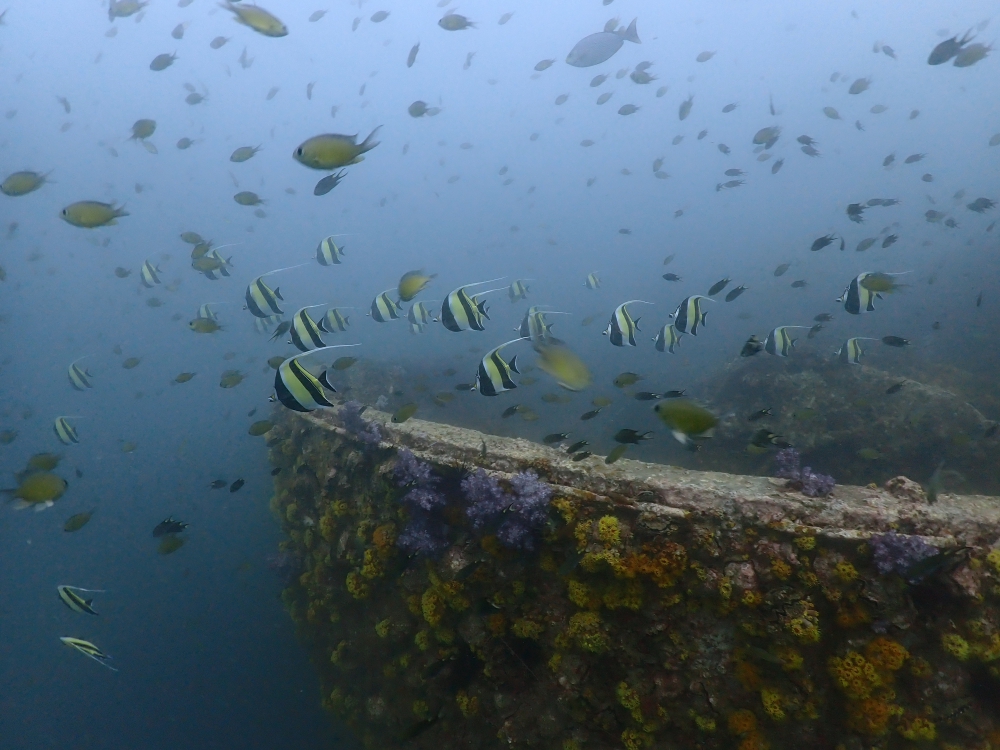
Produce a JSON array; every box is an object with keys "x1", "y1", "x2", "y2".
[
  {"x1": 463, "y1": 469, "x2": 509, "y2": 530},
  {"x1": 774, "y1": 448, "x2": 801, "y2": 479},
  {"x1": 463, "y1": 470, "x2": 552, "y2": 550},
  {"x1": 397, "y1": 514, "x2": 450, "y2": 557},
  {"x1": 773, "y1": 447, "x2": 835, "y2": 497},
  {"x1": 394, "y1": 449, "x2": 448, "y2": 553},
  {"x1": 869, "y1": 531, "x2": 938, "y2": 576},
  {"x1": 394, "y1": 449, "x2": 436, "y2": 488},
  {"x1": 340, "y1": 400, "x2": 382, "y2": 446},
  {"x1": 800, "y1": 467, "x2": 836, "y2": 498}
]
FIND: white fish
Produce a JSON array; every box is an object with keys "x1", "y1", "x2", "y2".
[{"x1": 566, "y1": 18, "x2": 640, "y2": 67}]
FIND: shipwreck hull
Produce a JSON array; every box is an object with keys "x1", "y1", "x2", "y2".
[{"x1": 269, "y1": 405, "x2": 1000, "y2": 750}]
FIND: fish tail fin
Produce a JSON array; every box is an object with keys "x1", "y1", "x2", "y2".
[
  {"x1": 360, "y1": 125, "x2": 383, "y2": 153},
  {"x1": 620, "y1": 17, "x2": 640, "y2": 43}
]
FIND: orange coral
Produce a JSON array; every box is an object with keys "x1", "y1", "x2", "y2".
[
  {"x1": 865, "y1": 637, "x2": 908, "y2": 672},
  {"x1": 728, "y1": 709, "x2": 758, "y2": 735},
  {"x1": 847, "y1": 697, "x2": 902, "y2": 736},
  {"x1": 613, "y1": 539, "x2": 688, "y2": 588},
  {"x1": 737, "y1": 733, "x2": 769, "y2": 750},
  {"x1": 834, "y1": 599, "x2": 871, "y2": 629},
  {"x1": 371, "y1": 523, "x2": 396, "y2": 551}
]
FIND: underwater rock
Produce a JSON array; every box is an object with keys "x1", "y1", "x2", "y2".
[{"x1": 883, "y1": 475, "x2": 927, "y2": 503}]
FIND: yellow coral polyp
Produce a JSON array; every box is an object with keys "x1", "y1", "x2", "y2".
[
  {"x1": 455, "y1": 690, "x2": 479, "y2": 716},
  {"x1": 567, "y1": 579, "x2": 593, "y2": 608},
  {"x1": 285, "y1": 502, "x2": 298, "y2": 522},
  {"x1": 412, "y1": 700, "x2": 430, "y2": 720},
  {"x1": 978, "y1": 633, "x2": 1000, "y2": 662},
  {"x1": 798, "y1": 570, "x2": 819, "y2": 588},
  {"x1": 330, "y1": 640, "x2": 347, "y2": 664},
  {"x1": 603, "y1": 579, "x2": 643, "y2": 611},
  {"x1": 788, "y1": 617, "x2": 821, "y2": 643},
  {"x1": 776, "y1": 647, "x2": 804, "y2": 671},
  {"x1": 942, "y1": 633, "x2": 970, "y2": 661},
  {"x1": 691, "y1": 712, "x2": 717, "y2": 732},
  {"x1": 511, "y1": 618, "x2": 544, "y2": 639},
  {"x1": 345, "y1": 570, "x2": 369, "y2": 599},
  {"x1": 332, "y1": 500, "x2": 349, "y2": 516},
  {"x1": 597, "y1": 515, "x2": 622, "y2": 547},
  {"x1": 551, "y1": 496, "x2": 576, "y2": 524},
  {"x1": 567, "y1": 611, "x2": 609, "y2": 653},
  {"x1": 760, "y1": 688, "x2": 785, "y2": 721},
  {"x1": 741, "y1": 590, "x2": 763, "y2": 607},
  {"x1": 718, "y1": 578, "x2": 733, "y2": 600},
  {"x1": 360, "y1": 548, "x2": 384, "y2": 579},
  {"x1": 987, "y1": 548, "x2": 1000, "y2": 574},
  {"x1": 828, "y1": 652, "x2": 881, "y2": 699},
  {"x1": 319, "y1": 513, "x2": 337, "y2": 542},
  {"x1": 421, "y1": 589, "x2": 446, "y2": 627},
  {"x1": 770, "y1": 559, "x2": 792, "y2": 580},
  {"x1": 621, "y1": 728, "x2": 652, "y2": 750},
  {"x1": 414, "y1": 629, "x2": 431, "y2": 651},
  {"x1": 794, "y1": 535, "x2": 816, "y2": 550},
  {"x1": 617, "y1": 681, "x2": 642, "y2": 721},
  {"x1": 898, "y1": 716, "x2": 936, "y2": 741},
  {"x1": 834, "y1": 561, "x2": 858, "y2": 582},
  {"x1": 728, "y1": 709, "x2": 758, "y2": 735},
  {"x1": 374, "y1": 618, "x2": 391, "y2": 638},
  {"x1": 909, "y1": 656, "x2": 932, "y2": 678},
  {"x1": 406, "y1": 594, "x2": 421, "y2": 617}
]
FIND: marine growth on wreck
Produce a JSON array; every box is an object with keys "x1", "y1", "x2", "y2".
[{"x1": 269, "y1": 403, "x2": 1000, "y2": 750}]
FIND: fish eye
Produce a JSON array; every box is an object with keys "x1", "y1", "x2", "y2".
[{"x1": 295, "y1": 147, "x2": 302, "y2": 156}]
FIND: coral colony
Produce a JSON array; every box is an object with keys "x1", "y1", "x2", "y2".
[
  {"x1": 869, "y1": 530, "x2": 938, "y2": 576},
  {"x1": 394, "y1": 451, "x2": 554, "y2": 556},
  {"x1": 774, "y1": 447, "x2": 836, "y2": 497},
  {"x1": 339, "y1": 400, "x2": 382, "y2": 446},
  {"x1": 393, "y1": 450, "x2": 449, "y2": 557},
  {"x1": 463, "y1": 469, "x2": 553, "y2": 550},
  {"x1": 268, "y1": 415, "x2": 1000, "y2": 750}
]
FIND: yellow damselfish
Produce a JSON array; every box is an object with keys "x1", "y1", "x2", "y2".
[
  {"x1": 293, "y1": 127, "x2": 381, "y2": 170},
  {"x1": 60, "y1": 201, "x2": 128, "y2": 228}
]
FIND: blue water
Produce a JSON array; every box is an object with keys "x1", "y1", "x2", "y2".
[{"x1": 1, "y1": 0, "x2": 998, "y2": 746}]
